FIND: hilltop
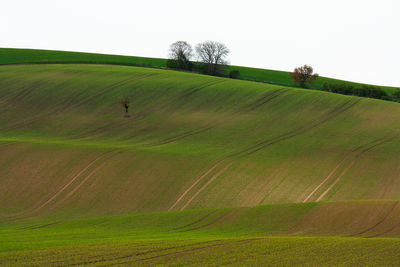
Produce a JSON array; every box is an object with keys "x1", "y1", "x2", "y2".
[{"x1": 1, "y1": 48, "x2": 398, "y2": 94}]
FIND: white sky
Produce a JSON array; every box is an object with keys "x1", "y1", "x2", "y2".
[{"x1": 1, "y1": 0, "x2": 399, "y2": 86}]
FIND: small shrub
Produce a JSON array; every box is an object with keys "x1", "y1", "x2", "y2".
[{"x1": 229, "y1": 70, "x2": 240, "y2": 79}]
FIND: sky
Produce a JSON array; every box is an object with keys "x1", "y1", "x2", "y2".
[{"x1": 1, "y1": 0, "x2": 399, "y2": 87}]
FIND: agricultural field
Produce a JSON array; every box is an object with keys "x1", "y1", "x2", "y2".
[
  {"x1": 1, "y1": 48, "x2": 398, "y2": 94},
  {"x1": 0, "y1": 56, "x2": 400, "y2": 265}
]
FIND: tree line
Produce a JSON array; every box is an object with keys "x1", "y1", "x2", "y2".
[
  {"x1": 167, "y1": 41, "x2": 399, "y2": 103},
  {"x1": 289, "y1": 64, "x2": 399, "y2": 102}
]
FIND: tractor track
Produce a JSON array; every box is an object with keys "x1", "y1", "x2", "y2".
[
  {"x1": 347, "y1": 201, "x2": 400, "y2": 237},
  {"x1": 303, "y1": 132, "x2": 400, "y2": 202},
  {"x1": 315, "y1": 132, "x2": 400, "y2": 202},
  {"x1": 62, "y1": 240, "x2": 223, "y2": 267},
  {"x1": 170, "y1": 98, "x2": 360, "y2": 210},
  {"x1": 1, "y1": 151, "x2": 118, "y2": 221},
  {"x1": 5, "y1": 76, "x2": 148, "y2": 130},
  {"x1": 179, "y1": 208, "x2": 240, "y2": 232},
  {"x1": 105, "y1": 238, "x2": 263, "y2": 266},
  {"x1": 172, "y1": 209, "x2": 219, "y2": 230},
  {"x1": 148, "y1": 89, "x2": 287, "y2": 146},
  {"x1": 44, "y1": 151, "x2": 121, "y2": 213}
]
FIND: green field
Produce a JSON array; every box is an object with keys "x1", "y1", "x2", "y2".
[
  {"x1": 0, "y1": 52, "x2": 400, "y2": 265},
  {"x1": 1, "y1": 48, "x2": 398, "y2": 94}
]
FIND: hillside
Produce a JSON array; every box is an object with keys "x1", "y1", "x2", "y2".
[
  {"x1": 1, "y1": 48, "x2": 398, "y2": 94},
  {"x1": 1, "y1": 62, "x2": 400, "y2": 264},
  {"x1": 1, "y1": 63, "x2": 399, "y2": 215}
]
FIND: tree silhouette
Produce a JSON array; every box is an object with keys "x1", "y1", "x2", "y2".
[{"x1": 119, "y1": 97, "x2": 131, "y2": 117}]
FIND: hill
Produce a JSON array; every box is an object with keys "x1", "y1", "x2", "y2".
[
  {"x1": 0, "y1": 63, "x2": 399, "y2": 216},
  {"x1": 1, "y1": 62, "x2": 400, "y2": 264},
  {"x1": 1, "y1": 47, "x2": 398, "y2": 94}
]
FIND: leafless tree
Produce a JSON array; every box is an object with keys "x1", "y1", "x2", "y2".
[
  {"x1": 290, "y1": 65, "x2": 319, "y2": 88},
  {"x1": 195, "y1": 41, "x2": 229, "y2": 75},
  {"x1": 168, "y1": 41, "x2": 193, "y2": 70},
  {"x1": 119, "y1": 97, "x2": 131, "y2": 117}
]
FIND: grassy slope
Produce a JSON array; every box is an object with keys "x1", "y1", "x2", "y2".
[
  {"x1": 1, "y1": 63, "x2": 400, "y2": 264},
  {"x1": 2, "y1": 201, "x2": 400, "y2": 265},
  {"x1": 1, "y1": 47, "x2": 398, "y2": 93},
  {"x1": 0, "y1": 64, "x2": 399, "y2": 216}
]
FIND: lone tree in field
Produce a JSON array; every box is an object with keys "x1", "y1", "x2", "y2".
[
  {"x1": 167, "y1": 41, "x2": 193, "y2": 70},
  {"x1": 290, "y1": 65, "x2": 319, "y2": 88},
  {"x1": 119, "y1": 97, "x2": 131, "y2": 117},
  {"x1": 195, "y1": 41, "x2": 229, "y2": 76}
]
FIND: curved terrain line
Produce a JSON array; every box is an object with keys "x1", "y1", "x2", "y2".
[
  {"x1": 316, "y1": 133, "x2": 400, "y2": 202},
  {"x1": 180, "y1": 207, "x2": 240, "y2": 232},
  {"x1": 149, "y1": 125, "x2": 213, "y2": 146},
  {"x1": 74, "y1": 81, "x2": 224, "y2": 142},
  {"x1": 238, "y1": 99, "x2": 361, "y2": 158},
  {"x1": 366, "y1": 209, "x2": 400, "y2": 238},
  {"x1": 168, "y1": 161, "x2": 223, "y2": 211},
  {"x1": 149, "y1": 89, "x2": 287, "y2": 147},
  {"x1": 154, "y1": 80, "x2": 225, "y2": 112},
  {"x1": 5, "y1": 76, "x2": 145, "y2": 130},
  {"x1": 172, "y1": 209, "x2": 219, "y2": 230},
  {"x1": 71, "y1": 75, "x2": 157, "y2": 110},
  {"x1": 302, "y1": 134, "x2": 394, "y2": 202},
  {"x1": 167, "y1": 90, "x2": 288, "y2": 209},
  {"x1": 9, "y1": 81, "x2": 46, "y2": 103},
  {"x1": 64, "y1": 241, "x2": 221, "y2": 267},
  {"x1": 316, "y1": 161, "x2": 357, "y2": 202},
  {"x1": 180, "y1": 162, "x2": 235, "y2": 210},
  {"x1": 178, "y1": 98, "x2": 360, "y2": 210},
  {"x1": 302, "y1": 156, "x2": 351, "y2": 202},
  {"x1": 46, "y1": 152, "x2": 120, "y2": 212},
  {"x1": 3, "y1": 151, "x2": 112, "y2": 219},
  {"x1": 236, "y1": 89, "x2": 287, "y2": 113},
  {"x1": 108, "y1": 238, "x2": 263, "y2": 265},
  {"x1": 348, "y1": 202, "x2": 400, "y2": 237},
  {"x1": 230, "y1": 99, "x2": 356, "y2": 158}
]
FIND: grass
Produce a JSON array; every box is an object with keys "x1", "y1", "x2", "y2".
[
  {"x1": 0, "y1": 61, "x2": 400, "y2": 265},
  {"x1": 1, "y1": 202, "x2": 400, "y2": 265},
  {"x1": 0, "y1": 64, "x2": 399, "y2": 216},
  {"x1": 1, "y1": 47, "x2": 398, "y2": 94},
  {"x1": 1, "y1": 236, "x2": 400, "y2": 266}
]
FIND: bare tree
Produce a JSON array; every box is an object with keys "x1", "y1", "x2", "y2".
[
  {"x1": 195, "y1": 41, "x2": 229, "y2": 75},
  {"x1": 167, "y1": 41, "x2": 193, "y2": 70},
  {"x1": 119, "y1": 97, "x2": 131, "y2": 117},
  {"x1": 290, "y1": 65, "x2": 319, "y2": 88}
]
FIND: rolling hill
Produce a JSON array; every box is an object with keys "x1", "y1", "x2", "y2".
[
  {"x1": 0, "y1": 54, "x2": 400, "y2": 265},
  {"x1": 1, "y1": 48, "x2": 398, "y2": 94}
]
